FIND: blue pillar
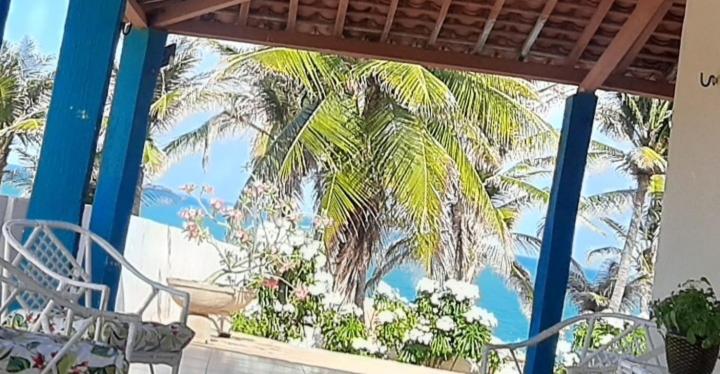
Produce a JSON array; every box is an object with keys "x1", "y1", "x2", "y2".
[
  {"x1": 0, "y1": 0, "x2": 10, "y2": 43},
  {"x1": 27, "y1": 0, "x2": 126, "y2": 227},
  {"x1": 525, "y1": 92, "x2": 598, "y2": 373},
  {"x1": 90, "y1": 29, "x2": 168, "y2": 307}
]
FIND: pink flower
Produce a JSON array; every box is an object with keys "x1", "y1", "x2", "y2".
[
  {"x1": 210, "y1": 199, "x2": 224, "y2": 211},
  {"x1": 180, "y1": 184, "x2": 196, "y2": 194},
  {"x1": 294, "y1": 286, "x2": 310, "y2": 301},
  {"x1": 32, "y1": 353, "x2": 46, "y2": 369},
  {"x1": 314, "y1": 216, "x2": 333, "y2": 229},
  {"x1": 263, "y1": 278, "x2": 279, "y2": 290},
  {"x1": 202, "y1": 185, "x2": 215, "y2": 195}
]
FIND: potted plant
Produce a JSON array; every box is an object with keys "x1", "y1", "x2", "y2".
[{"x1": 651, "y1": 278, "x2": 720, "y2": 374}]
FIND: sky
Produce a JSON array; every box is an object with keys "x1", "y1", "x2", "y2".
[{"x1": 3, "y1": 0, "x2": 636, "y2": 267}]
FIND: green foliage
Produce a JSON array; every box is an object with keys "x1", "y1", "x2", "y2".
[
  {"x1": 570, "y1": 320, "x2": 647, "y2": 356},
  {"x1": 652, "y1": 278, "x2": 720, "y2": 348}
]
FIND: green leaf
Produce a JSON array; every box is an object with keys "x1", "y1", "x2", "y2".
[{"x1": 6, "y1": 356, "x2": 31, "y2": 373}]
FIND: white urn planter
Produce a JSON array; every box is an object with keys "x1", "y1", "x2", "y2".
[{"x1": 167, "y1": 277, "x2": 255, "y2": 336}]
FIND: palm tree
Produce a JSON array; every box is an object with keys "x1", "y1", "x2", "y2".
[
  {"x1": 594, "y1": 94, "x2": 671, "y2": 312},
  {"x1": 4, "y1": 37, "x2": 231, "y2": 205},
  {"x1": 0, "y1": 40, "x2": 53, "y2": 178},
  {"x1": 215, "y1": 46, "x2": 545, "y2": 305}
]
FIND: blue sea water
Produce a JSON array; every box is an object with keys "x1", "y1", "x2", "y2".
[{"x1": 140, "y1": 192, "x2": 596, "y2": 343}]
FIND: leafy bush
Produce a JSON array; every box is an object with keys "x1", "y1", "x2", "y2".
[{"x1": 651, "y1": 278, "x2": 720, "y2": 348}]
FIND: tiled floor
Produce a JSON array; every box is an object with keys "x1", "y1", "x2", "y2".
[{"x1": 129, "y1": 344, "x2": 351, "y2": 374}]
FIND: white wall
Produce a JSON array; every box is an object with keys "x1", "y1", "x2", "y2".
[
  {"x1": 0, "y1": 195, "x2": 230, "y2": 337},
  {"x1": 654, "y1": 1, "x2": 720, "y2": 297}
]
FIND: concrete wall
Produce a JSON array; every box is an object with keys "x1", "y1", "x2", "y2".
[
  {"x1": 653, "y1": 1, "x2": 720, "y2": 298},
  {"x1": 0, "y1": 195, "x2": 229, "y2": 337}
]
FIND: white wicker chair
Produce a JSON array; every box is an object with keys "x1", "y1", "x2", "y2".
[
  {"x1": 2, "y1": 219, "x2": 193, "y2": 374},
  {"x1": 479, "y1": 312, "x2": 666, "y2": 373},
  {"x1": 0, "y1": 251, "x2": 139, "y2": 373}
]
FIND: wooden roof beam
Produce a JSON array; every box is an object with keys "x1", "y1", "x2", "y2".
[
  {"x1": 170, "y1": 20, "x2": 675, "y2": 99},
  {"x1": 579, "y1": 0, "x2": 667, "y2": 92},
  {"x1": 334, "y1": 0, "x2": 350, "y2": 36},
  {"x1": 615, "y1": 0, "x2": 673, "y2": 73},
  {"x1": 152, "y1": 0, "x2": 248, "y2": 28},
  {"x1": 235, "y1": 1, "x2": 251, "y2": 26},
  {"x1": 564, "y1": 0, "x2": 614, "y2": 66},
  {"x1": 125, "y1": 0, "x2": 148, "y2": 28},
  {"x1": 429, "y1": 0, "x2": 453, "y2": 46},
  {"x1": 519, "y1": 0, "x2": 558, "y2": 59},
  {"x1": 380, "y1": 0, "x2": 400, "y2": 42},
  {"x1": 287, "y1": 0, "x2": 299, "y2": 31},
  {"x1": 472, "y1": 0, "x2": 506, "y2": 53}
]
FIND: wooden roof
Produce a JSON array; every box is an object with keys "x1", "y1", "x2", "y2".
[{"x1": 127, "y1": 0, "x2": 685, "y2": 99}]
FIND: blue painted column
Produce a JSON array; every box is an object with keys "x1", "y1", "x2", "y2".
[
  {"x1": 27, "y1": 0, "x2": 126, "y2": 226},
  {"x1": 525, "y1": 92, "x2": 598, "y2": 374},
  {"x1": 90, "y1": 29, "x2": 168, "y2": 307},
  {"x1": 0, "y1": 0, "x2": 11, "y2": 43}
]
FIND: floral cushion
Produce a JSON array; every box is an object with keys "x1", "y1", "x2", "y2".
[
  {"x1": 102, "y1": 321, "x2": 194, "y2": 353},
  {"x1": 0, "y1": 327, "x2": 127, "y2": 373}
]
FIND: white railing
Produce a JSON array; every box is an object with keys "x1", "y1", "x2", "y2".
[{"x1": 479, "y1": 313, "x2": 666, "y2": 373}]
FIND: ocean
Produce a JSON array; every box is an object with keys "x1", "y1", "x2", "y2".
[{"x1": 141, "y1": 190, "x2": 594, "y2": 343}]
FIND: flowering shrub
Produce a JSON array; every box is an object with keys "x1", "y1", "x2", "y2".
[
  {"x1": 371, "y1": 278, "x2": 499, "y2": 370},
  {"x1": 179, "y1": 182, "x2": 332, "y2": 289}
]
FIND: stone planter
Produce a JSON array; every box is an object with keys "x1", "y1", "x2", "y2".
[{"x1": 167, "y1": 278, "x2": 255, "y2": 336}]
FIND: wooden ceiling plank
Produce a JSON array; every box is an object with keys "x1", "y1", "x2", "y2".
[
  {"x1": 153, "y1": 0, "x2": 248, "y2": 28},
  {"x1": 236, "y1": 1, "x2": 251, "y2": 26},
  {"x1": 125, "y1": 0, "x2": 148, "y2": 28},
  {"x1": 169, "y1": 20, "x2": 675, "y2": 99},
  {"x1": 579, "y1": 0, "x2": 666, "y2": 92},
  {"x1": 564, "y1": 0, "x2": 614, "y2": 66},
  {"x1": 287, "y1": 0, "x2": 299, "y2": 31},
  {"x1": 519, "y1": 0, "x2": 558, "y2": 59},
  {"x1": 429, "y1": 0, "x2": 453, "y2": 46},
  {"x1": 615, "y1": 0, "x2": 674, "y2": 73},
  {"x1": 334, "y1": 0, "x2": 350, "y2": 36},
  {"x1": 472, "y1": 0, "x2": 505, "y2": 53},
  {"x1": 380, "y1": 0, "x2": 400, "y2": 42}
]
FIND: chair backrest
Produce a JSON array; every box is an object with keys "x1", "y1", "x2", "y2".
[
  {"x1": 480, "y1": 312, "x2": 665, "y2": 373},
  {"x1": 2, "y1": 220, "x2": 102, "y2": 309}
]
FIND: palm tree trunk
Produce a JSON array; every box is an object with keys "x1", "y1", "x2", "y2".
[
  {"x1": 608, "y1": 174, "x2": 650, "y2": 312},
  {"x1": 332, "y1": 205, "x2": 379, "y2": 307},
  {"x1": 132, "y1": 168, "x2": 145, "y2": 215},
  {"x1": 451, "y1": 201, "x2": 465, "y2": 280},
  {"x1": 0, "y1": 135, "x2": 13, "y2": 182}
]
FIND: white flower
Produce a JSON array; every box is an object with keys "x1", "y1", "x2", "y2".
[
  {"x1": 430, "y1": 292, "x2": 443, "y2": 306},
  {"x1": 394, "y1": 308, "x2": 407, "y2": 320},
  {"x1": 598, "y1": 334, "x2": 613, "y2": 345},
  {"x1": 602, "y1": 317, "x2": 626, "y2": 330},
  {"x1": 244, "y1": 301, "x2": 261, "y2": 317},
  {"x1": 436, "y1": 316, "x2": 456, "y2": 332},
  {"x1": 377, "y1": 310, "x2": 396, "y2": 324},
  {"x1": 315, "y1": 253, "x2": 327, "y2": 268},
  {"x1": 308, "y1": 283, "x2": 328, "y2": 296},
  {"x1": 282, "y1": 303, "x2": 296, "y2": 314},
  {"x1": 273, "y1": 301, "x2": 283, "y2": 312},
  {"x1": 339, "y1": 303, "x2": 363, "y2": 317},
  {"x1": 288, "y1": 230, "x2": 306, "y2": 247},
  {"x1": 464, "y1": 306, "x2": 498, "y2": 328},
  {"x1": 351, "y1": 338, "x2": 384, "y2": 355},
  {"x1": 314, "y1": 271, "x2": 334, "y2": 288},
  {"x1": 416, "y1": 278, "x2": 438, "y2": 294},
  {"x1": 301, "y1": 240, "x2": 322, "y2": 260},
  {"x1": 321, "y1": 292, "x2": 344, "y2": 308},
  {"x1": 444, "y1": 279, "x2": 479, "y2": 302},
  {"x1": 278, "y1": 241, "x2": 294, "y2": 256},
  {"x1": 407, "y1": 327, "x2": 434, "y2": 345},
  {"x1": 375, "y1": 281, "x2": 398, "y2": 299}
]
